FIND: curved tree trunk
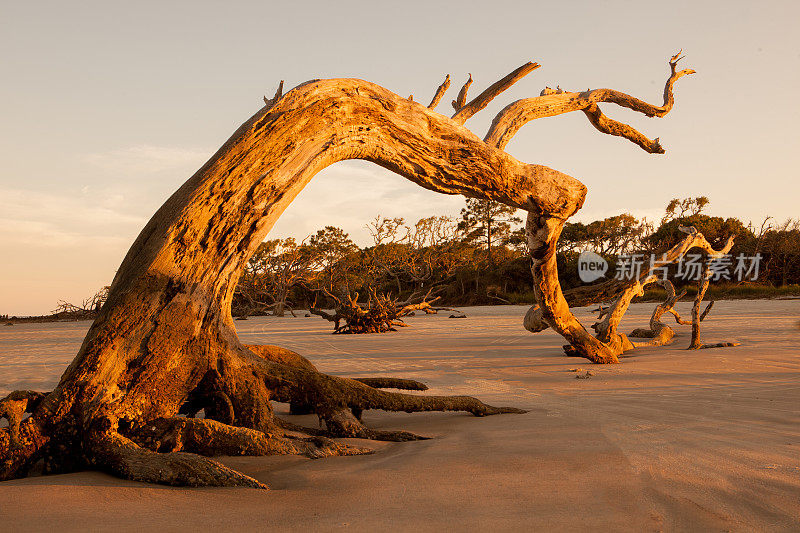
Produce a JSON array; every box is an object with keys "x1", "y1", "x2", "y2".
[
  {"x1": 0, "y1": 53, "x2": 700, "y2": 486},
  {"x1": 2, "y1": 75, "x2": 582, "y2": 487}
]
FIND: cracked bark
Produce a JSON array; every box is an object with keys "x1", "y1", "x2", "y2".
[
  {"x1": 1, "y1": 53, "x2": 700, "y2": 487},
  {"x1": 2, "y1": 74, "x2": 549, "y2": 487}
]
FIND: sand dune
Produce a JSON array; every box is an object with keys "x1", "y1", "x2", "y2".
[{"x1": 1, "y1": 301, "x2": 799, "y2": 531}]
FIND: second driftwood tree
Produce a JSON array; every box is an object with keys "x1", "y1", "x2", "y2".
[
  {"x1": 2, "y1": 52, "x2": 709, "y2": 488},
  {"x1": 515, "y1": 53, "x2": 739, "y2": 362}
]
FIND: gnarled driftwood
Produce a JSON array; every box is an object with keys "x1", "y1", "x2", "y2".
[
  {"x1": 3, "y1": 67, "x2": 570, "y2": 487},
  {"x1": 0, "y1": 53, "x2": 698, "y2": 488}
]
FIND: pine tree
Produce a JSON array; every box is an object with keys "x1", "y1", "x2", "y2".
[{"x1": 458, "y1": 198, "x2": 521, "y2": 264}]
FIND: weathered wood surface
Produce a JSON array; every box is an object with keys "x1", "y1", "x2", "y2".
[
  {"x1": 4, "y1": 72, "x2": 557, "y2": 487},
  {"x1": 1, "y1": 53, "x2": 698, "y2": 487}
]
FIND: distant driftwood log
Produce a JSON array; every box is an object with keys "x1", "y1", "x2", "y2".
[{"x1": 310, "y1": 288, "x2": 461, "y2": 333}]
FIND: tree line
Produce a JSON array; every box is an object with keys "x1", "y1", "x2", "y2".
[{"x1": 231, "y1": 196, "x2": 800, "y2": 317}]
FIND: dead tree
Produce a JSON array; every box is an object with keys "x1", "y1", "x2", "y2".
[
  {"x1": 0, "y1": 52, "x2": 708, "y2": 487},
  {"x1": 526, "y1": 223, "x2": 740, "y2": 361},
  {"x1": 627, "y1": 271, "x2": 737, "y2": 350},
  {"x1": 49, "y1": 287, "x2": 110, "y2": 321},
  {"x1": 3, "y1": 63, "x2": 580, "y2": 488},
  {"x1": 310, "y1": 288, "x2": 457, "y2": 334},
  {"x1": 511, "y1": 52, "x2": 740, "y2": 363}
]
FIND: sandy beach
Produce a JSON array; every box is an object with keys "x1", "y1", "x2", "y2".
[{"x1": 1, "y1": 301, "x2": 798, "y2": 531}]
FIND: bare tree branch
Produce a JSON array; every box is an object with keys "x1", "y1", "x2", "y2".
[
  {"x1": 428, "y1": 74, "x2": 450, "y2": 109},
  {"x1": 485, "y1": 53, "x2": 695, "y2": 150},
  {"x1": 263, "y1": 80, "x2": 284, "y2": 106},
  {"x1": 452, "y1": 62, "x2": 540, "y2": 124},
  {"x1": 451, "y1": 73, "x2": 473, "y2": 113}
]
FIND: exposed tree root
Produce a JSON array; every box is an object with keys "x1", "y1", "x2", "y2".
[
  {"x1": 695, "y1": 342, "x2": 741, "y2": 349},
  {"x1": 129, "y1": 417, "x2": 372, "y2": 459},
  {"x1": 352, "y1": 378, "x2": 428, "y2": 391},
  {"x1": 88, "y1": 430, "x2": 269, "y2": 489},
  {"x1": 321, "y1": 409, "x2": 429, "y2": 442},
  {"x1": 0, "y1": 391, "x2": 46, "y2": 449},
  {"x1": 1, "y1": 339, "x2": 521, "y2": 487}
]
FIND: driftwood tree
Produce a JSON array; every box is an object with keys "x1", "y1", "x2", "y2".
[
  {"x1": 1, "y1": 52, "x2": 706, "y2": 487},
  {"x1": 627, "y1": 279, "x2": 691, "y2": 347},
  {"x1": 2, "y1": 61, "x2": 576, "y2": 488},
  {"x1": 47, "y1": 287, "x2": 110, "y2": 321},
  {"x1": 525, "y1": 223, "x2": 741, "y2": 361},
  {"x1": 686, "y1": 253, "x2": 742, "y2": 350},
  {"x1": 515, "y1": 52, "x2": 740, "y2": 363}
]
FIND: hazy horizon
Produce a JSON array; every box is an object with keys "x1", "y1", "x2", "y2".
[{"x1": 2, "y1": 0, "x2": 798, "y2": 315}]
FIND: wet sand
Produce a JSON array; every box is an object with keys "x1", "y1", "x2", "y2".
[{"x1": 1, "y1": 301, "x2": 799, "y2": 531}]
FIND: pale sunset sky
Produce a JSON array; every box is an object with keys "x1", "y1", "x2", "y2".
[{"x1": 1, "y1": 0, "x2": 798, "y2": 315}]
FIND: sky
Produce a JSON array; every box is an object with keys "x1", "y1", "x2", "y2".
[{"x1": 1, "y1": 0, "x2": 798, "y2": 315}]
